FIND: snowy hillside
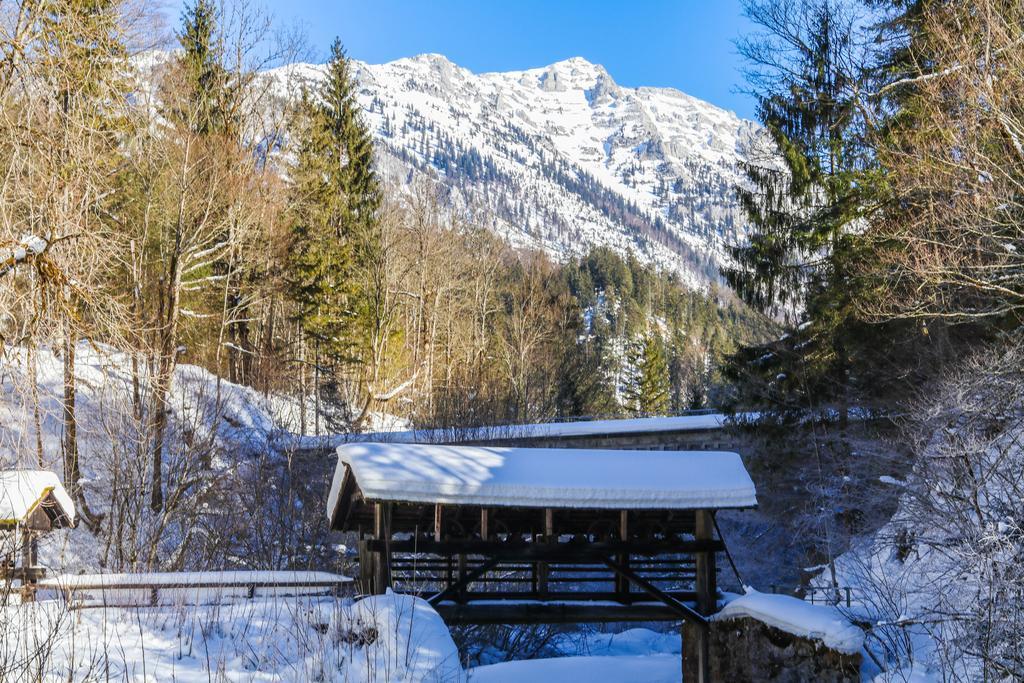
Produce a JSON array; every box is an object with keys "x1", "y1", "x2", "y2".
[
  {"x1": 265, "y1": 54, "x2": 764, "y2": 286},
  {"x1": 0, "y1": 343, "x2": 406, "y2": 573}
]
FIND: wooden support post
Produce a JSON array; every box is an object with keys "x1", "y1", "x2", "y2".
[
  {"x1": 434, "y1": 503, "x2": 443, "y2": 542},
  {"x1": 682, "y1": 621, "x2": 713, "y2": 683},
  {"x1": 530, "y1": 534, "x2": 538, "y2": 594},
  {"x1": 538, "y1": 509, "x2": 553, "y2": 595},
  {"x1": 480, "y1": 508, "x2": 489, "y2": 541},
  {"x1": 20, "y1": 529, "x2": 35, "y2": 603},
  {"x1": 617, "y1": 510, "x2": 630, "y2": 602},
  {"x1": 695, "y1": 509, "x2": 717, "y2": 615},
  {"x1": 457, "y1": 553, "x2": 467, "y2": 603},
  {"x1": 370, "y1": 503, "x2": 392, "y2": 594},
  {"x1": 357, "y1": 539, "x2": 374, "y2": 594}
]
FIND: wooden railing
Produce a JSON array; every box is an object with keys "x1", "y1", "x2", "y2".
[{"x1": 36, "y1": 571, "x2": 353, "y2": 608}]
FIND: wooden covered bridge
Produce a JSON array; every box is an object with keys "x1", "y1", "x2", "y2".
[{"x1": 326, "y1": 441, "x2": 756, "y2": 629}]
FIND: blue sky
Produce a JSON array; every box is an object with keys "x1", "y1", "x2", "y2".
[{"x1": 171, "y1": 0, "x2": 759, "y2": 118}]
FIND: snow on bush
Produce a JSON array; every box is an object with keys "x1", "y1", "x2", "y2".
[
  {"x1": 827, "y1": 344, "x2": 1024, "y2": 681},
  {"x1": 0, "y1": 592, "x2": 465, "y2": 682}
]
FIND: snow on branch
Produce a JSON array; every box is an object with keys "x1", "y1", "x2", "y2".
[{"x1": 0, "y1": 234, "x2": 48, "y2": 278}]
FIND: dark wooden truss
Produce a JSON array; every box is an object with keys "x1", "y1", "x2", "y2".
[{"x1": 334, "y1": 486, "x2": 725, "y2": 627}]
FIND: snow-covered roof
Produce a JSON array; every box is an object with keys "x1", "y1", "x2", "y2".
[
  {"x1": 714, "y1": 590, "x2": 864, "y2": 654},
  {"x1": 0, "y1": 470, "x2": 75, "y2": 527},
  {"x1": 328, "y1": 442, "x2": 757, "y2": 513}
]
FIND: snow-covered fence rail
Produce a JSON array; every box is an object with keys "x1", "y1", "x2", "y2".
[
  {"x1": 36, "y1": 570, "x2": 353, "y2": 607},
  {"x1": 805, "y1": 585, "x2": 854, "y2": 607},
  {"x1": 761, "y1": 583, "x2": 856, "y2": 607}
]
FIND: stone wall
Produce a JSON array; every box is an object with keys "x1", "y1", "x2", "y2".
[
  {"x1": 682, "y1": 619, "x2": 861, "y2": 683},
  {"x1": 459, "y1": 427, "x2": 738, "y2": 451}
]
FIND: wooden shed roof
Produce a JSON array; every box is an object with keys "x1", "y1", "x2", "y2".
[
  {"x1": 328, "y1": 443, "x2": 756, "y2": 526},
  {"x1": 0, "y1": 470, "x2": 76, "y2": 529}
]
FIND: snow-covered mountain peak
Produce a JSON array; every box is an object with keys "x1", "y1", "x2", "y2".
[
  {"x1": 257, "y1": 53, "x2": 767, "y2": 286},
  {"x1": 530, "y1": 57, "x2": 613, "y2": 93}
]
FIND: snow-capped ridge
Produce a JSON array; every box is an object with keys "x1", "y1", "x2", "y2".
[{"x1": 140, "y1": 49, "x2": 766, "y2": 287}]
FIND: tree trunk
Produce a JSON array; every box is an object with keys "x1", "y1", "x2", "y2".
[
  {"x1": 151, "y1": 254, "x2": 182, "y2": 512},
  {"x1": 28, "y1": 342, "x2": 44, "y2": 467},
  {"x1": 62, "y1": 329, "x2": 79, "y2": 492},
  {"x1": 62, "y1": 325, "x2": 98, "y2": 528},
  {"x1": 298, "y1": 327, "x2": 307, "y2": 435}
]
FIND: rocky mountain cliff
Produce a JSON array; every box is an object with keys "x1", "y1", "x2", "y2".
[{"x1": 270, "y1": 54, "x2": 765, "y2": 287}]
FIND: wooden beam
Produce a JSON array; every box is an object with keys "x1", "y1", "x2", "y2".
[
  {"x1": 436, "y1": 602, "x2": 687, "y2": 625},
  {"x1": 539, "y1": 509, "x2": 554, "y2": 595},
  {"x1": 618, "y1": 510, "x2": 630, "y2": 601},
  {"x1": 373, "y1": 503, "x2": 384, "y2": 539},
  {"x1": 357, "y1": 539, "x2": 374, "y2": 593},
  {"x1": 372, "y1": 538, "x2": 723, "y2": 558},
  {"x1": 20, "y1": 529, "x2": 36, "y2": 603},
  {"x1": 694, "y1": 511, "x2": 715, "y2": 683},
  {"x1": 480, "y1": 508, "x2": 489, "y2": 541},
  {"x1": 434, "y1": 503, "x2": 443, "y2": 542},
  {"x1": 368, "y1": 504, "x2": 394, "y2": 594},
  {"x1": 602, "y1": 557, "x2": 707, "y2": 629},
  {"x1": 694, "y1": 509, "x2": 717, "y2": 616},
  {"x1": 423, "y1": 589, "x2": 699, "y2": 602},
  {"x1": 427, "y1": 557, "x2": 500, "y2": 606}
]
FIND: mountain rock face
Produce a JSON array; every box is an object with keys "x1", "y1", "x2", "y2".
[{"x1": 273, "y1": 54, "x2": 764, "y2": 286}]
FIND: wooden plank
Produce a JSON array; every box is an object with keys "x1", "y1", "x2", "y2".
[
  {"x1": 371, "y1": 538, "x2": 723, "y2": 558},
  {"x1": 480, "y1": 508, "x2": 489, "y2": 541},
  {"x1": 412, "y1": 589, "x2": 700, "y2": 602},
  {"x1": 38, "y1": 579, "x2": 352, "y2": 591},
  {"x1": 435, "y1": 602, "x2": 688, "y2": 625},
  {"x1": 434, "y1": 503, "x2": 443, "y2": 542}
]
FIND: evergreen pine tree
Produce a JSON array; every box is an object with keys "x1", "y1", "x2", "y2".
[
  {"x1": 722, "y1": 0, "x2": 911, "y2": 415},
  {"x1": 176, "y1": 0, "x2": 231, "y2": 135},
  {"x1": 625, "y1": 331, "x2": 671, "y2": 415},
  {"x1": 286, "y1": 39, "x2": 382, "y2": 419}
]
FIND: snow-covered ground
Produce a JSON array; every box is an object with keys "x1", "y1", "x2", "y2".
[
  {"x1": 469, "y1": 654, "x2": 680, "y2": 683},
  {"x1": 468, "y1": 625, "x2": 687, "y2": 682},
  {"x1": 0, "y1": 592, "x2": 465, "y2": 682},
  {"x1": 2, "y1": 586, "x2": 692, "y2": 682}
]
